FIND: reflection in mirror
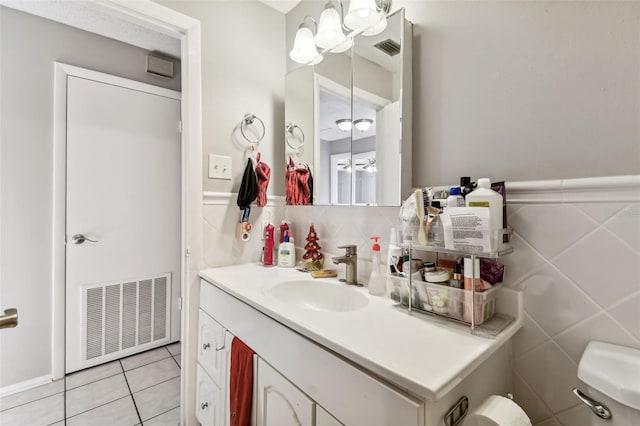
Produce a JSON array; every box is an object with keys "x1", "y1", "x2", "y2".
[{"x1": 285, "y1": 8, "x2": 411, "y2": 206}]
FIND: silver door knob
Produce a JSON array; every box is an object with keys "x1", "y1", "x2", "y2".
[
  {"x1": 0, "y1": 308, "x2": 18, "y2": 329},
  {"x1": 71, "y1": 234, "x2": 98, "y2": 244}
]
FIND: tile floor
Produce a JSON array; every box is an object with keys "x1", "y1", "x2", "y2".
[{"x1": 0, "y1": 342, "x2": 181, "y2": 426}]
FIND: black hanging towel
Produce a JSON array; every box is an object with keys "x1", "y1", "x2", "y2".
[{"x1": 237, "y1": 158, "x2": 258, "y2": 222}]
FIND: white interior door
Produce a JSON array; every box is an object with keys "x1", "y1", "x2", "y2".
[{"x1": 65, "y1": 74, "x2": 181, "y2": 373}]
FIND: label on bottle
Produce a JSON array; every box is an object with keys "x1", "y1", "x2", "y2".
[
  {"x1": 468, "y1": 201, "x2": 490, "y2": 208},
  {"x1": 440, "y1": 207, "x2": 493, "y2": 252}
]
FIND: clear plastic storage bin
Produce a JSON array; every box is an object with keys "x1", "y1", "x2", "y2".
[{"x1": 388, "y1": 276, "x2": 500, "y2": 325}]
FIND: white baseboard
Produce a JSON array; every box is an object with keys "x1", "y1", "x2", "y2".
[{"x1": 0, "y1": 374, "x2": 53, "y2": 397}]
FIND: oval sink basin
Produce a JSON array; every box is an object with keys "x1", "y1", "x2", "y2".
[{"x1": 268, "y1": 280, "x2": 368, "y2": 312}]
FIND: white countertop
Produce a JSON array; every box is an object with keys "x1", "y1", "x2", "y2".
[{"x1": 200, "y1": 263, "x2": 522, "y2": 401}]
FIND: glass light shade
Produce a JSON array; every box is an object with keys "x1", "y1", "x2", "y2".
[
  {"x1": 315, "y1": 6, "x2": 346, "y2": 49},
  {"x1": 336, "y1": 119, "x2": 352, "y2": 131},
  {"x1": 353, "y1": 118, "x2": 373, "y2": 131},
  {"x1": 290, "y1": 25, "x2": 323, "y2": 65},
  {"x1": 330, "y1": 37, "x2": 353, "y2": 53},
  {"x1": 344, "y1": 0, "x2": 379, "y2": 31},
  {"x1": 362, "y1": 15, "x2": 387, "y2": 36}
]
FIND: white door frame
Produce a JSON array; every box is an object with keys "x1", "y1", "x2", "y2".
[{"x1": 44, "y1": 2, "x2": 202, "y2": 425}]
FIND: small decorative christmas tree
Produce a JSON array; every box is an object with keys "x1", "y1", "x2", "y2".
[{"x1": 302, "y1": 224, "x2": 324, "y2": 271}]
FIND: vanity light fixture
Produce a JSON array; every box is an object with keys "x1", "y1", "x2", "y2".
[
  {"x1": 353, "y1": 118, "x2": 373, "y2": 132},
  {"x1": 336, "y1": 118, "x2": 352, "y2": 132},
  {"x1": 289, "y1": 0, "x2": 392, "y2": 65},
  {"x1": 290, "y1": 17, "x2": 323, "y2": 65},
  {"x1": 315, "y1": 1, "x2": 351, "y2": 52}
]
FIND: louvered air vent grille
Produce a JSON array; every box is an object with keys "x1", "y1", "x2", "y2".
[
  {"x1": 374, "y1": 38, "x2": 401, "y2": 56},
  {"x1": 83, "y1": 273, "x2": 170, "y2": 362}
]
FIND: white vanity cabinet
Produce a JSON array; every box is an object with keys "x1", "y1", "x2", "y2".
[
  {"x1": 256, "y1": 358, "x2": 314, "y2": 426},
  {"x1": 196, "y1": 308, "x2": 232, "y2": 426},
  {"x1": 199, "y1": 279, "x2": 424, "y2": 426},
  {"x1": 196, "y1": 364, "x2": 223, "y2": 426},
  {"x1": 316, "y1": 406, "x2": 344, "y2": 426}
]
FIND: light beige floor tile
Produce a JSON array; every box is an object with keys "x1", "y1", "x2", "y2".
[
  {"x1": 144, "y1": 406, "x2": 180, "y2": 426},
  {"x1": 125, "y1": 358, "x2": 180, "y2": 393},
  {"x1": 0, "y1": 379, "x2": 64, "y2": 411},
  {"x1": 0, "y1": 393, "x2": 64, "y2": 425},
  {"x1": 66, "y1": 395, "x2": 139, "y2": 426},
  {"x1": 66, "y1": 374, "x2": 129, "y2": 417},
  {"x1": 66, "y1": 360, "x2": 123, "y2": 390},
  {"x1": 121, "y1": 347, "x2": 172, "y2": 371},
  {"x1": 133, "y1": 377, "x2": 180, "y2": 421}
]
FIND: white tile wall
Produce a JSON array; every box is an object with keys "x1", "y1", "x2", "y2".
[{"x1": 202, "y1": 192, "x2": 640, "y2": 426}]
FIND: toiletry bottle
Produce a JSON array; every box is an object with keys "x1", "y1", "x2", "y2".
[
  {"x1": 449, "y1": 263, "x2": 462, "y2": 289},
  {"x1": 445, "y1": 187, "x2": 465, "y2": 209},
  {"x1": 463, "y1": 257, "x2": 486, "y2": 323},
  {"x1": 279, "y1": 221, "x2": 289, "y2": 244},
  {"x1": 465, "y1": 178, "x2": 504, "y2": 250},
  {"x1": 387, "y1": 228, "x2": 401, "y2": 275},
  {"x1": 263, "y1": 223, "x2": 275, "y2": 266},
  {"x1": 460, "y1": 177, "x2": 476, "y2": 198},
  {"x1": 368, "y1": 236, "x2": 386, "y2": 296},
  {"x1": 449, "y1": 263, "x2": 463, "y2": 318},
  {"x1": 278, "y1": 230, "x2": 295, "y2": 267}
]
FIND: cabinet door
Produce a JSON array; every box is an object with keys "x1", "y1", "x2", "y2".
[
  {"x1": 198, "y1": 309, "x2": 226, "y2": 386},
  {"x1": 196, "y1": 364, "x2": 223, "y2": 426},
  {"x1": 256, "y1": 358, "x2": 314, "y2": 426},
  {"x1": 316, "y1": 405, "x2": 343, "y2": 426}
]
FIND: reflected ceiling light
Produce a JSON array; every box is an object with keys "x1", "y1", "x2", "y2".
[
  {"x1": 290, "y1": 17, "x2": 323, "y2": 65},
  {"x1": 353, "y1": 118, "x2": 373, "y2": 132},
  {"x1": 336, "y1": 118, "x2": 352, "y2": 132},
  {"x1": 315, "y1": 2, "x2": 347, "y2": 50}
]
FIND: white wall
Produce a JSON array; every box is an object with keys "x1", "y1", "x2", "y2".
[
  {"x1": 398, "y1": 0, "x2": 640, "y2": 185},
  {"x1": 0, "y1": 6, "x2": 181, "y2": 389},
  {"x1": 159, "y1": 0, "x2": 286, "y2": 196},
  {"x1": 287, "y1": 1, "x2": 640, "y2": 187}
]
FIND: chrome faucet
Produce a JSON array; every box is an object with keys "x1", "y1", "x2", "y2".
[{"x1": 332, "y1": 245, "x2": 361, "y2": 286}]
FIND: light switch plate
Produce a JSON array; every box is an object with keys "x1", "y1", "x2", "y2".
[{"x1": 208, "y1": 154, "x2": 232, "y2": 180}]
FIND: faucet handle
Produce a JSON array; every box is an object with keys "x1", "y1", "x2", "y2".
[{"x1": 338, "y1": 245, "x2": 357, "y2": 256}]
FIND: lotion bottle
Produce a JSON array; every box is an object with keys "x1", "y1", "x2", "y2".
[
  {"x1": 277, "y1": 230, "x2": 295, "y2": 267},
  {"x1": 465, "y1": 178, "x2": 504, "y2": 250}
]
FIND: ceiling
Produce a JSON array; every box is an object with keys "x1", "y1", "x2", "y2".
[
  {"x1": 257, "y1": 0, "x2": 302, "y2": 14},
  {"x1": 319, "y1": 89, "x2": 378, "y2": 142},
  {"x1": 0, "y1": 0, "x2": 181, "y2": 58}
]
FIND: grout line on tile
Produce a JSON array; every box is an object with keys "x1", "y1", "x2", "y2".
[
  {"x1": 122, "y1": 350, "x2": 173, "y2": 372},
  {"x1": 171, "y1": 354, "x2": 181, "y2": 369},
  {"x1": 1, "y1": 386, "x2": 66, "y2": 413},
  {"x1": 598, "y1": 205, "x2": 640, "y2": 255},
  {"x1": 512, "y1": 368, "x2": 556, "y2": 421},
  {"x1": 132, "y1": 375, "x2": 181, "y2": 396},
  {"x1": 65, "y1": 370, "x2": 124, "y2": 391},
  {"x1": 64, "y1": 394, "x2": 132, "y2": 422},
  {"x1": 142, "y1": 405, "x2": 180, "y2": 425},
  {"x1": 120, "y1": 360, "x2": 143, "y2": 425}
]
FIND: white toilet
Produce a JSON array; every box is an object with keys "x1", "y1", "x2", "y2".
[
  {"x1": 574, "y1": 341, "x2": 640, "y2": 426},
  {"x1": 466, "y1": 341, "x2": 640, "y2": 426}
]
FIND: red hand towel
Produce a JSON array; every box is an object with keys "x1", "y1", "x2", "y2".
[{"x1": 230, "y1": 337, "x2": 255, "y2": 426}]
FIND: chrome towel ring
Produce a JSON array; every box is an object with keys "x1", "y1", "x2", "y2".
[
  {"x1": 285, "y1": 123, "x2": 304, "y2": 150},
  {"x1": 240, "y1": 113, "x2": 265, "y2": 146}
]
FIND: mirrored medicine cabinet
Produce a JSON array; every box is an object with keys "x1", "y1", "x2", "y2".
[{"x1": 284, "y1": 8, "x2": 412, "y2": 206}]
